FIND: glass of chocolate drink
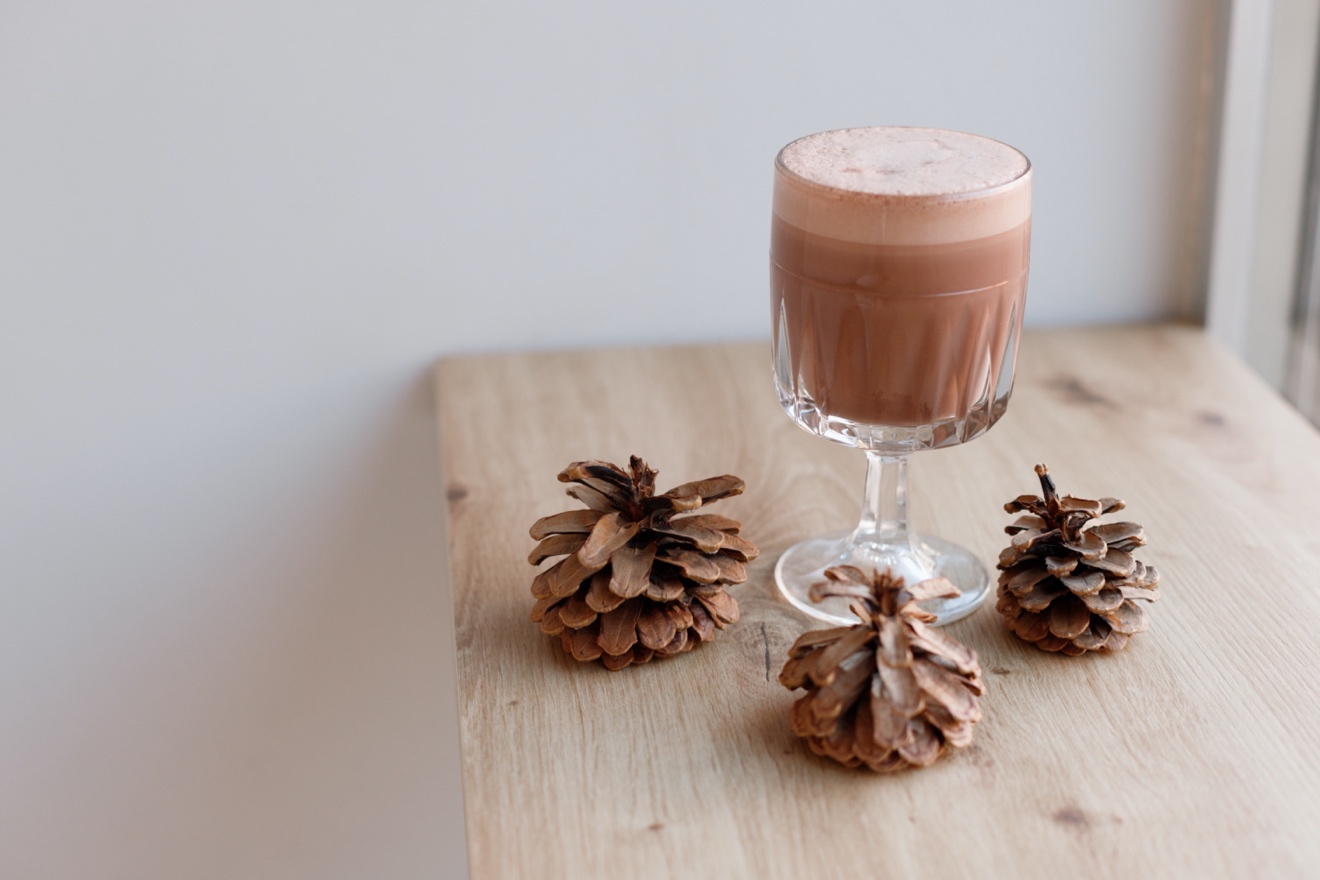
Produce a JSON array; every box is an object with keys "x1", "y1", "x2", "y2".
[{"x1": 771, "y1": 126, "x2": 1032, "y2": 625}]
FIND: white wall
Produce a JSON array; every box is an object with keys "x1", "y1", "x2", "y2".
[
  {"x1": 439, "y1": 0, "x2": 1217, "y2": 349},
  {"x1": 0, "y1": 2, "x2": 1217, "y2": 877}
]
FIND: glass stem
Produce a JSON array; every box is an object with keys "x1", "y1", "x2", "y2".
[{"x1": 852, "y1": 451, "x2": 913, "y2": 551}]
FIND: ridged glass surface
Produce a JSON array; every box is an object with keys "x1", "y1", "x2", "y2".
[{"x1": 773, "y1": 285, "x2": 1020, "y2": 454}]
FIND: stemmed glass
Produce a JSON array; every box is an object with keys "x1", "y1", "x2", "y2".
[{"x1": 770, "y1": 126, "x2": 1032, "y2": 625}]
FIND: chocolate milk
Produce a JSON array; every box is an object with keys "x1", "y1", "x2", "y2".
[{"x1": 771, "y1": 128, "x2": 1031, "y2": 439}]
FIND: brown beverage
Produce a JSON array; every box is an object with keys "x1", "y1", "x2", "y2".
[{"x1": 771, "y1": 127, "x2": 1031, "y2": 439}]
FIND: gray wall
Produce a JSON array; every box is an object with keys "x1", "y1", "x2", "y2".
[{"x1": 0, "y1": 2, "x2": 1217, "y2": 877}]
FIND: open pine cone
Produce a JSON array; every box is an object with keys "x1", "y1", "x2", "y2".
[
  {"x1": 996, "y1": 464, "x2": 1160, "y2": 655},
  {"x1": 779, "y1": 566, "x2": 983, "y2": 772},
  {"x1": 528, "y1": 456, "x2": 758, "y2": 670}
]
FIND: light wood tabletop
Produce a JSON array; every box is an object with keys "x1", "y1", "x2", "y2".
[{"x1": 434, "y1": 324, "x2": 1320, "y2": 879}]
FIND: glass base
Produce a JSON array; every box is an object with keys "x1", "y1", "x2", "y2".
[{"x1": 774, "y1": 530, "x2": 989, "y2": 626}]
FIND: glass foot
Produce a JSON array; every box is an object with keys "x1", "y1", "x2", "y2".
[{"x1": 774, "y1": 530, "x2": 990, "y2": 626}]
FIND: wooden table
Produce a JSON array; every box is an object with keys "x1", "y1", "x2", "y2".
[{"x1": 434, "y1": 325, "x2": 1320, "y2": 879}]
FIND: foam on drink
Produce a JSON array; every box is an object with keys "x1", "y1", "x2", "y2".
[{"x1": 775, "y1": 127, "x2": 1031, "y2": 245}]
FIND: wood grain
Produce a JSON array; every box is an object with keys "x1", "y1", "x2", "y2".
[{"x1": 434, "y1": 325, "x2": 1320, "y2": 879}]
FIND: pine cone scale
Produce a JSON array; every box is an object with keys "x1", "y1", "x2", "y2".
[
  {"x1": 1062, "y1": 532, "x2": 1106, "y2": 558},
  {"x1": 904, "y1": 577, "x2": 959, "y2": 602},
  {"x1": 852, "y1": 701, "x2": 887, "y2": 765},
  {"x1": 1036, "y1": 634, "x2": 1069, "y2": 653},
  {"x1": 912, "y1": 659, "x2": 979, "y2": 721},
  {"x1": 567, "y1": 625, "x2": 603, "y2": 662},
  {"x1": 566, "y1": 483, "x2": 617, "y2": 512},
  {"x1": 680, "y1": 513, "x2": 743, "y2": 533},
  {"x1": 651, "y1": 519, "x2": 726, "y2": 552},
  {"x1": 529, "y1": 509, "x2": 605, "y2": 540},
  {"x1": 788, "y1": 626, "x2": 856, "y2": 653},
  {"x1": 644, "y1": 573, "x2": 683, "y2": 602},
  {"x1": 530, "y1": 569, "x2": 554, "y2": 600},
  {"x1": 636, "y1": 603, "x2": 676, "y2": 651},
  {"x1": 577, "y1": 513, "x2": 638, "y2": 567},
  {"x1": 906, "y1": 620, "x2": 977, "y2": 675},
  {"x1": 805, "y1": 654, "x2": 873, "y2": 734},
  {"x1": 719, "y1": 535, "x2": 760, "y2": 560},
  {"x1": 656, "y1": 549, "x2": 720, "y2": 584},
  {"x1": 878, "y1": 617, "x2": 912, "y2": 669},
  {"x1": 694, "y1": 590, "x2": 738, "y2": 625},
  {"x1": 558, "y1": 595, "x2": 597, "y2": 629},
  {"x1": 605, "y1": 544, "x2": 654, "y2": 598},
  {"x1": 548, "y1": 555, "x2": 601, "y2": 598},
  {"x1": 897, "y1": 721, "x2": 941, "y2": 767},
  {"x1": 1019, "y1": 579, "x2": 1064, "y2": 611},
  {"x1": 540, "y1": 606, "x2": 565, "y2": 636},
  {"x1": 598, "y1": 598, "x2": 642, "y2": 655},
  {"x1": 1090, "y1": 521, "x2": 1144, "y2": 543},
  {"x1": 688, "y1": 603, "x2": 715, "y2": 641},
  {"x1": 876, "y1": 659, "x2": 922, "y2": 718},
  {"x1": 1072, "y1": 623, "x2": 1109, "y2": 651},
  {"x1": 528, "y1": 534, "x2": 586, "y2": 566},
  {"x1": 661, "y1": 476, "x2": 745, "y2": 505},
  {"x1": 869, "y1": 684, "x2": 910, "y2": 748},
  {"x1": 530, "y1": 594, "x2": 557, "y2": 622},
  {"x1": 558, "y1": 461, "x2": 628, "y2": 485},
  {"x1": 1105, "y1": 631, "x2": 1131, "y2": 651},
  {"x1": 813, "y1": 625, "x2": 874, "y2": 674},
  {"x1": 1119, "y1": 584, "x2": 1156, "y2": 601},
  {"x1": 1046, "y1": 555, "x2": 1077, "y2": 575},
  {"x1": 1089, "y1": 549, "x2": 1135, "y2": 576},
  {"x1": 1080, "y1": 587, "x2": 1123, "y2": 613},
  {"x1": 1102, "y1": 601, "x2": 1148, "y2": 634},
  {"x1": 710, "y1": 555, "x2": 747, "y2": 584},
  {"x1": 1022, "y1": 612, "x2": 1052, "y2": 641},
  {"x1": 665, "y1": 602, "x2": 694, "y2": 632},
  {"x1": 1004, "y1": 564, "x2": 1053, "y2": 593},
  {"x1": 1048, "y1": 596, "x2": 1091, "y2": 639},
  {"x1": 586, "y1": 571, "x2": 626, "y2": 612},
  {"x1": 1059, "y1": 570, "x2": 1104, "y2": 594}
]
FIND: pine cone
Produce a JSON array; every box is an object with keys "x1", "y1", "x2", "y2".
[
  {"x1": 528, "y1": 456, "x2": 758, "y2": 670},
  {"x1": 779, "y1": 566, "x2": 983, "y2": 772},
  {"x1": 996, "y1": 464, "x2": 1161, "y2": 655}
]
